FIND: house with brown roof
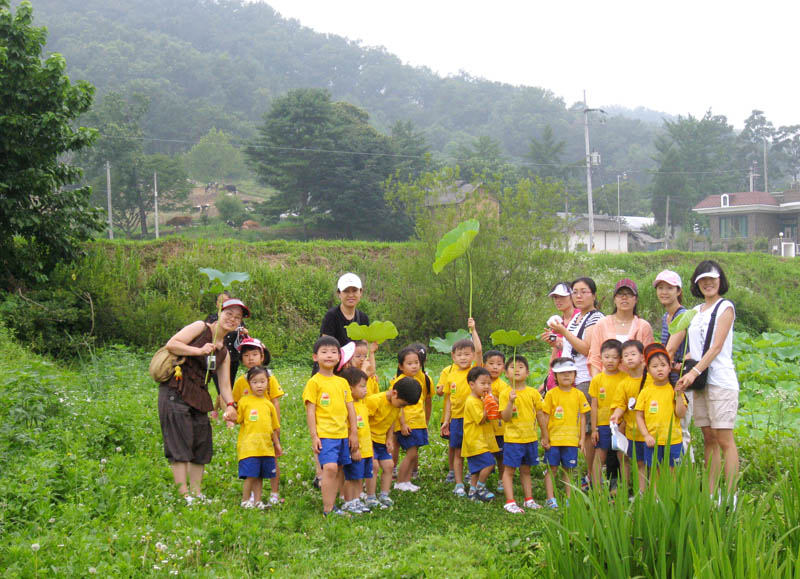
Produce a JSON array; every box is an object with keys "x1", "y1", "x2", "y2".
[{"x1": 693, "y1": 190, "x2": 800, "y2": 252}]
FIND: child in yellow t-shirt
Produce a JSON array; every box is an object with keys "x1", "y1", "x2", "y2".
[
  {"x1": 542, "y1": 357, "x2": 590, "y2": 509},
  {"x1": 588, "y1": 339, "x2": 626, "y2": 488},
  {"x1": 339, "y1": 367, "x2": 375, "y2": 514},
  {"x1": 499, "y1": 355, "x2": 548, "y2": 513},
  {"x1": 350, "y1": 339, "x2": 381, "y2": 395},
  {"x1": 364, "y1": 378, "x2": 421, "y2": 509},
  {"x1": 439, "y1": 318, "x2": 482, "y2": 495},
  {"x1": 609, "y1": 340, "x2": 651, "y2": 493},
  {"x1": 233, "y1": 337, "x2": 286, "y2": 504},
  {"x1": 236, "y1": 366, "x2": 282, "y2": 510},
  {"x1": 482, "y1": 350, "x2": 509, "y2": 494},
  {"x1": 635, "y1": 344, "x2": 687, "y2": 484},
  {"x1": 392, "y1": 346, "x2": 433, "y2": 492},
  {"x1": 461, "y1": 367, "x2": 499, "y2": 502},
  {"x1": 302, "y1": 336, "x2": 359, "y2": 517}
]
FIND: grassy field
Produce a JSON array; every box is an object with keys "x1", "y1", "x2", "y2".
[{"x1": 1, "y1": 324, "x2": 799, "y2": 577}]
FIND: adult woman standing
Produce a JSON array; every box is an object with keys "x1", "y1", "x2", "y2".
[
  {"x1": 589, "y1": 278, "x2": 654, "y2": 373},
  {"x1": 159, "y1": 298, "x2": 247, "y2": 502},
  {"x1": 540, "y1": 282, "x2": 578, "y2": 392},
  {"x1": 320, "y1": 273, "x2": 369, "y2": 346},
  {"x1": 674, "y1": 261, "x2": 739, "y2": 496},
  {"x1": 548, "y1": 277, "x2": 604, "y2": 474}
]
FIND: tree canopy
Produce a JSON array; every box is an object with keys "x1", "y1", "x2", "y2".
[{"x1": 0, "y1": 0, "x2": 102, "y2": 285}]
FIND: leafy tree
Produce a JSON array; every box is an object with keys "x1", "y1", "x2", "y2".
[
  {"x1": 651, "y1": 111, "x2": 739, "y2": 228},
  {"x1": 0, "y1": 0, "x2": 103, "y2": 285},
  {"x1": 81, "y1": 92, "x2": 189, "y2": 237},
  {"x1": 774, "y1": 125, "x2": 800, "y2": 187},
  {"x1": 245, "y1": 88, "x2": 403, "y2": 239},
  {"x1": 453, "y1": 135, "x2": 507, "y2": 179},
  {"x1": 183, "y1": 127, "x2": 248, "y2": 183},
  {"x1": 390, "y1": 120, "x2": 434, "y2": 180},
  {"x1": 525, "y1": 125, "x2": 566, "y2": 181},
  {"x1": 736, "y1": 110, "x2": 778, "y2": 190},
  {"x1": 215, "y1": 195, "x2": 247, "y2": 226}
]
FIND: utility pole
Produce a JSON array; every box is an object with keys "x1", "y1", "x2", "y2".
[
  {"x1": 153, "y1": 172, "x2": 159, "y2": 239},
  {"x1": 763, "y1": 138, "x2": 769, "y2": 193},
  {"x1": 583, "y1": 91, "x2": 605, "y2": 253},
  {"x1": 664, "y1": 195, "x2": 670, "y2": 250},
  {"x1": 749, "y1": 161, "x2": 760, "y2": 193},
  {"x1": 617, "y1": 172, "x2": 627, "y2": 246},
  {"x1": 106, "y1": 161, "x2": 113, "y2": 240}
]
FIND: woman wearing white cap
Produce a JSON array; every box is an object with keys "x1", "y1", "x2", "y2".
[
  {"x1": 540, "y1": 281, "x2": 578, "y2": 392},
  {"x1": 674, "y1": 260, "x2": 739, "y2": 497},
  {"x1": 320, "y1": 272, "x2": 370, "y2": 348}
]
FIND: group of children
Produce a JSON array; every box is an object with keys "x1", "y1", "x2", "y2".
[{"x1": 228, "y1": 318, "x2": 688, "y2": 516}]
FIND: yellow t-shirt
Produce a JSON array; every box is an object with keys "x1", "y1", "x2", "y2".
[
  {"x1": 302, "y1": 373, "x2": 353, "y2": 439},
  {"x1": 352, "y1": 398, "x2": 374, "y2": 459},
  {"x1": 499, "y1": 386, "x2": 544, "y2": 444},
  {"x1": 233, "y1": 373, "x2": 285, "y2": 403},
  {"x1": 635, "y1": 384, "x2": 685, "y2": 446},
  {"x1": 438, "y1": 364, "x2": 472, "y2": 419},
  {"x1": 588, "y1": 371, "x2": 626, "y2": 427},
  {"x1": 236, "y1": 395, "x2": 279, "y2": 460},
  {"x1": 462, "y1": 394, "x2": 500, "y2": 458},
  {"x1": 365, "y1": 392, "x2": 401, "y2": 444},
  {"x1": 393, "y1": 371, "x2": 432, "y2": 432},
  {"x1": 491, "y1": 377, "x2": 511, "y2": 436},
  {"x1": 366, "y1": 375, "x2": 381, "y2": 396},
  {"x1": 611, "y1": 373, "x2": 653, "y2": 441},
  {"x1": 543, "y1": 387, "x2": 590, "y2": 447}
]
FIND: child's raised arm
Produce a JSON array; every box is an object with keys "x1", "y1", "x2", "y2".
[
  {"x1": 500, "y1": 389, "x2": 517, "y2": 422},
  {"x1": 468, "y1": 317, "x2": 482, "y2": 362}
]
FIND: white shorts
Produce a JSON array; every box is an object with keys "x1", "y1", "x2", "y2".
[{"x1": 693, "y1": 384, "x2": 738, "y2": 430}]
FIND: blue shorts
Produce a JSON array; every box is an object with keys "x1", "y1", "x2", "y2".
[
  {"x1": 594, "y1": 425, "x2": 612, "y2": 450},
  {"x1": 626, "y1": 439, "x2": 647, "y2": 462},
  {"x1": 372, "y1": 441, "x2": 392, "y2": 462},
  {"x1": 448, "y1": 418, "x2": 464, "y2": 449},
  {"x1": 545, "y1": 446, "x2": 578, "y2": 468},
  {"x1": 643, "y1": 443, "x2": 682, "y2": 467},
  {"x1": 343, "y1": 457, "x2": 374, "y2": 481},
  {"x1": 503, "y1": 441, "x2": 539, "y2": 468},
  {"x1": 397, "y1": 428, "x2": 429, "y2": 450},
  {"x1": 467, "y1": 451, "x2": 496, "y2": 474},
  {"x1": 238, "y1": 456, "x2": 277, "y2": 479},
  {"x1": 318, "y1": 438, "x2": 352, "y2": 467}
]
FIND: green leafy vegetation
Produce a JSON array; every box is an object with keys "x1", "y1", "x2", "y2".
[{"x1": 344, "y1": 320, "x2": 399, "y2": 344}]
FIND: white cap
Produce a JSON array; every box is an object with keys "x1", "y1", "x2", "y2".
[
  {"x1": 552, "y1": 359, "x2": 578, "y2": 373},
  {"x1": 337, "y1": 273, "x2": 362, "y2": 292},
  {"x1": 548, "y1": 282, "x2": 572, "y2": 297},
  {"x1": 337, "y1": 341, "x2": 356, "y2": 372},
  {"x1": 694, "y1": 269, "x2": 720, "y2": 283}
]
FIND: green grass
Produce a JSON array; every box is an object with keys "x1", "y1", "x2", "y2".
[{"x1": 1, "y1": 326, "x2": 799, "y2": 577}]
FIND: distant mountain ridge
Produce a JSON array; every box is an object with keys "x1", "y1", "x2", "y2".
[{"x1": 21, "y1": 0, "x2": 664, "y2": 177}]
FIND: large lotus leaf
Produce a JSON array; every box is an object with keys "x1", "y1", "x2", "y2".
[
  {"x1": 432, "y1": 219, "x2": 480, "y2": 274},
  {"x1": 199, "y1": 267, "x2": 250, "y2": 287},
  {"x1": 668, "y1": 309, "x2": 698, "y2": 335},
  {"x1": 429, "y1": 329, "x2": 472, "y2": 353},
  {"x1": 345, "y1": 320, "x2": 398, "y2": 344},
  {"x1": 490, "y1": 329, "x2": 538, "y2": 347}
]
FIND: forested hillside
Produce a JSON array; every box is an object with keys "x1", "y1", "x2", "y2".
[{"x1": 24, "y1": 0, "x2": 661, "y2": 182}]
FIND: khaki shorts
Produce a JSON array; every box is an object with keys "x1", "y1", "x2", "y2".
[
  {"x1": 158, "y1": 385, "x2": 213, "y2": 464},
  {"x1": 576, "y1": 381, "x2": 592, "y2": 434},
  {"x1": 692, "y1": 384, "x2": 738, "y2": 430}
]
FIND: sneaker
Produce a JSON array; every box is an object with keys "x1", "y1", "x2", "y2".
[
  {"x1": 268, "y1": 493, "x2": 283, "y2": 506},
  {"x1": 353, "y1": 499, "x2": 371, "y2": 513},
  {"x1": 254, "y1": 501, "x2": 269, "y2": 510},
  {"x1": 580, "y1": 475, "x2": 590, "y2": 492},
  {"x1": 504, "y1": 501, "x2": 525, "y2": 514},
  {"x1": 191, "y1": 493, "x2": 213, "y2": 505},
  {"x1": 359, "y1": 492, "x2": 368, "y2": 501},
  {"x1": 496, "y1": 482, "x2": 504, "y2": 494},
  {"x1": 240, "y1": 499, "x2": 255, "y2": 509},
  {"x1": 395, "y1": 481, "x2": 420, "y2": 492},
  {"x1": 445, "y1": 471, "x2": 456, "y2": 483},
  {"x1": 545, "y1": 497, "x2": 558, "y2": 509},
  {"x1": 342, "y1": 500, "x2": 363, "y2": 514},
  {"x1": 378, "y1": 494, "x2": 394, "y2": 507},
  {"x1": 473, "y1": 487, "x2": 495, "y2": 502},
  {"x1": 523, "y1": 499, "x2": 542, "y2": 510},
  {"x1": 323, "y1": 506, "x2": 350, "y2": 517},
  {"x1": 364, "y1": 496, "x2": 382, "y2": 510},
  {"x1": 453, "y1": 483, "x2": 467, "y2": 497},
  {"x1": 468, "y1": 486, "x2": 477, "y2": 499},
  {"x1": 412, "y1": 468, "x2": 419, "y2": 480}
]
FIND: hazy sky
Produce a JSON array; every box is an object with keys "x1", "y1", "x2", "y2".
[{"x1": 264, "y1": 0, "x2": 798, "y2": 128}]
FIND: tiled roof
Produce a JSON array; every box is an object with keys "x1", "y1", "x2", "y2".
[{"x1": 693, "y1": 191, "x2": 778, "y2": 210}]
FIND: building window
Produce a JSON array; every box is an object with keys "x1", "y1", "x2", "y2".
[
  {"x1": 721, "y1": 194, "x2": 729, "y2": 207},
  {"x1": 719, "y1": 215, "x2": 748, "y2": 238}
]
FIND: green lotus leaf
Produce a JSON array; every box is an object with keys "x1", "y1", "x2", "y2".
[
  {"x1": 490, "y1": 329, "x2": 538, "y2": 347},
  {"x1": 199, "y1": 267, "x2": 250, "y2": 287},
  {"x1": 432, "y1": 219, "x2": 480, "y2": 274},
  {"x1": 345, "y1": 320, "x2": 399, "y2": 344},
  {"x1": 668, "y1": 309, "x2": 698, "y2": 335},
  {"x1": 429, "y1": 329, "x2": 472, "y2": 353}
]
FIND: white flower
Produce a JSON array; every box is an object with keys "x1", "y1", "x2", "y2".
[
  {"x1": 155, "y1": 542, "x2": 167, "y2": 552},
  {"x1": 48, "y1": 518, "x2": 55, "y2": 524},
  {"x1": 115, "y1": 447, "x2": 122, "y2": 453},
  {"x1": 31, "y1": 543, "x2": 40, "y2": 552},
  {"x1": 89, "y1": 567, "x2": 97, "y2": 574},
  {"x1": 100, "y1": 458, "x2": 107, "y2": 464}
]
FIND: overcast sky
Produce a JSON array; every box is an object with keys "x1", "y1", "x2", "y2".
[{"x1": 263, "y1": 0, "x2": 798, "y2": 129}]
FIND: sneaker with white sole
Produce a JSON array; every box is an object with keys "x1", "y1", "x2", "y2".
[
  {"x1": 453, "y1": 483, "x2": 467, "y2": 497},
  {"x1": 545, "y1": 497, "x2": 558, "y2": 509},
  {"x1": 445, "y1": 471, "x2": 456, "y2": 483},
  {"x1": 472, "y1": 487, "x2": 495, "y2": 502},
  {"x1": 504, "y1": 501, "x2": 525, "y2": 514},
  {"x1": 353, "y1": 499, "x2": 371, "y2": 513},
  {"x1": 364, "y1": 496, "x2": 382, "y2": 509},
  {"x1": 268, "y1": 494, "x2": 283, "y2": 506},
  {"x1": 523, "y1": 499, "x2": 542, "y2": 510},
  {"x1": 241, "y1": 499, "x2": 255, "y2": 509},
  {"x1": 255, "y1": 501, "x2": 269, "y2": 510},
  {"x1": 342, "y1": 500, "x2": 363, "y2": 514},
  {"x1": 323, "y1": 506, "x2": 350, "y2": 517},
  {"x1": 378, "y1": 494, "x2": 394, "y2": 507}
]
